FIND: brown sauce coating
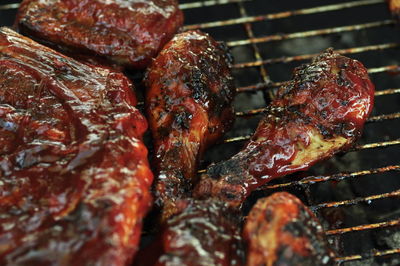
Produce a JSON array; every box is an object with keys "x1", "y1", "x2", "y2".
[
  {"x1": 145, "y1": 30, "x2": 236, "y2": 221},
  {"x1": 0, "y1": 28, "x2": 153, "y2": 265},
  {"x1": 244, "y1": 192, "x2": 336, "y2": 266},
  {"x1": 194, "y1": 49, "x2": 375, "y2": 207},
  {"x1": 15, "y1": 0, "x2": 184, "y2": 69}
]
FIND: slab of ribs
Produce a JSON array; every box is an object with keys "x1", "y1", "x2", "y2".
[{"x1": 0, "y1": 27, "x2": 153, "y2": 265}]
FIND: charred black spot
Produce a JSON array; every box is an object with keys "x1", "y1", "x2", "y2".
[
  {"x1": 283, "y1": 220, "x2": 307, "y2": 237},
  {"x1": 173, "y1": 110, "x2": 192, "y2": 130},
  {"x1": 316, "y1": 124, "x2": 332, "y2": 138},
  {"x1": 206, "y1": 159, "x2": 243, "y2": 180}
]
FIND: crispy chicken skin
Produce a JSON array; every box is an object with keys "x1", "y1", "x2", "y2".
[
  {"x1": 15, "y1": 0, "x2": 183, "y2": 69},
  {"x1": 244, "y1": 192, "x2": 336, "y2": 266},
  {"x1": 387, "y1": 0, "x2": 400, "y2": 19},
  {"x1": 0, "y1": 28, "x2": 153, "y2": 265},
  {"x1": 137, "y1": 199, "x2": 244, "y2": 266},
  {"x1": 194, "y1": 49, "x2": 375, "y2": 207},
  {"x1": 145, "y1": 30, "x2": 236, "y2": 220}
]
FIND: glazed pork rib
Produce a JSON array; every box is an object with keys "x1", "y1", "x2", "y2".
[
  {"x1": 244, "y1": 192, "x2": 336, "y2": 266},
  {"x1": 145, "y1": 30, "x2": 236, "y2": 220},
  {"x1": 195, "y1": 49, "x2": 375, "y2": 207},
  {"x1": 15, "y1": 0, "x2": 183, "y2": 69},
  {"x1": 0, "y1": 28, "x2": 153, "y2": 265}
]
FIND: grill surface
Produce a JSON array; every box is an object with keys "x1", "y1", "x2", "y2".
[{"x1": 1, "y1": 0, "x2": 400, "y2": 265}]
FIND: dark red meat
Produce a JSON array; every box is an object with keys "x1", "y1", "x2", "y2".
[
  {"x1": 145, "y1": 30, "x2": 235, "y2": 221},
  {"x1": 244, "y1": 192, "x2": 336, "y2": 266},
  {"x1": 0, "y1": 27, "x2": 153, "y2": 265},
  {"x1": 15, "y1": 0, "x2": 184, "y2": 69},
  {"x1": 137, "y1": 199, "x2": 244, "y2": 266},
  {"x1": 194, "y1": 49, "x2": 375, "y2": 207}
]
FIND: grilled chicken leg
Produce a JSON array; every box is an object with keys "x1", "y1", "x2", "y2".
[
  {"x1": 244, "y1": 192, "x2": 336, "y2": 266},
  {"x1": 145, "y1": 30, "x2": 236, "y2": 220},
  {"x1": 194, "y1": 49, "x2": 375, "y2": 207}
]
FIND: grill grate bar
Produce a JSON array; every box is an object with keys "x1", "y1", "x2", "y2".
[
  {"x1": 184, "y1": 0, "x2": 385, "y2": 30},
  {"x1": 234, "y1": 43, "x2": 400, "y2": 69},
  {"x1": 237, "y1": 65, "x2": 400, "y2": 93},
  {"x1": 227, "y1": 20, "x2": 395, "y2": 47},
  {"x1": 310, "y1": 189, "x2": 400, "y2": 211},
  {"x1": 326, "y1": 219, "x2": 400, "y2": 236},
  {"x1": 0, "y1": 3, "x2": 19, "y2": 11},
  {"x1": 179, "y1": 0, "x2": 250, "y2": 9},
  {"x1": 236, "y1": 2, "x2": 272, "y2": 99},
  {"x1": 260, "y1": 165, "x2": 400, "y2": 190},
  {"x1": 336, "y1": 248, "x2": 400, "y2": 263}
]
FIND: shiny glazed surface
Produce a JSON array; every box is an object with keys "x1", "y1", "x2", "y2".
[
  {"x1": 194, "y1": 49, "x2": 375, "y2": 207},
  {"x1": 15, "y1": 0, "x2": 184, "y2": 69},
  {"x1": 0, "y1": 28, "x2": 153, "y2": 265},
  {"x1": 244, "y1": 192, "x2": 336, "y2": 266},
  {"x1": 137, "y1": 199, "x2": 244, "y2": 266},
  {"x1": 145, "y1": 30, "x2": 235, "y2": 221}
]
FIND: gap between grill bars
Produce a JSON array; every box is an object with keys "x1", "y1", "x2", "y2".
[{"x1": 1, "y1": 0, "x2": 399, "y2": 264}]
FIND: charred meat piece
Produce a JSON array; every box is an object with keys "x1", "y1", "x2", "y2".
[
  {"x1": 0, "y1": 28, "x2": 153, "y2": 265},
  {"x1": 387, "y1": 0, "x2": 400, "y2": 19},
  {"x1": 195, "y1": 49, "x2": 375, "y2": 207},
  {"x1": 16, "y1": 0, "x2": 183, "y2": 69},
  {"x1": 137, "y1": 199, "x2": 244, "y2": 266},
  {"x1": 145, "y1": 30, "x2": 236, "y2": 220},
  {"x1": 244, "y1": 192, "x2": 336, "y2": 266}
]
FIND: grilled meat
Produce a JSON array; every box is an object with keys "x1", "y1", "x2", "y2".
[
  {"x1": 137, "y1": 199, "x2": 244, "y2": 266},
  {"x1": 0, "y1": 28, "x2": 153, "y2": 265},
  {"x1": 145, "y1": 30, "x2": 236, "y2": 220},
  {"x1": 387, "y1": 0, "x2": 400, "y2": 19},
  {"x1": 15, "y1": 0, "x2": 183, "y2": 69},
  {"x1": 244, "y1": 192, "x2": 336, "y2": 266},
  {"x1": 194, "y1": 49, "x2": 375, "y2": 207}
]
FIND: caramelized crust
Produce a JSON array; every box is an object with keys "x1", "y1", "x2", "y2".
[
  {"x1": 0, "y1": 28, "x2": 153, "y2": 265},
  {"x1": 244, "y1": 193, "x2": 336, "y2": 266},
  {"x1": 15, "y1": 0, "x2": 183, "y2": 69},
  {"x1": 387, "y1": 0, "x2": 400, "y2": 19},
  {"x1": 194, "y1": 49, "x2": 375, "y2": 207},
  {"x1": 145, "y1": 30, "x2": 235, "y2": 220},
  {"x1": 139, "y1": 199, "x2": 244, "y2": 266}
]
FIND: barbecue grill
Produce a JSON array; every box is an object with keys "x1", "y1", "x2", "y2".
[{"x1": 1, "y1": 0, "x2": 400, "y2": 265}]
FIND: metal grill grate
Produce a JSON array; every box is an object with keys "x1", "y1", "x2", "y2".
[{"x1": 1, "y1": 0, "x2": 399, "y2": 265}]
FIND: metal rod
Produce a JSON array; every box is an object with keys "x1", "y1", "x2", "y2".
[
  {"x1": 310, "y1": 190, "x2": 400, "y2": 211},
  {"x1": 262, "y1": 165, "x2": 400, "y2": 190},
  {"x1": 237, "y1": 2, "x2": 272, "y2": 99},
  {"x1": 326, "y1": 219, "x2": 400, "y2": 236},
  {"x1": 179, "y1": 0, "x2": 250, "y2": 10},
  {"x1": 228, "y1": 19, "x2": 394, "y2": 47},
  {"x1": 336, "y1": 248, "x2": 400, "y2": 263},
  {"x1": 234, "y1": 43, "x2": 400, "y2": 69},
  {"x1": 0, "y1": 3, "x2": 19, "y2": 10},
  {"x1": 184, "y1": 0, "x2": 385, "y2": 30}
]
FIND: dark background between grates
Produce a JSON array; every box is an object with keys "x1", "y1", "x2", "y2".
[{"x1": 1, "y1": 0, "x2": 400, "y2": 265}]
